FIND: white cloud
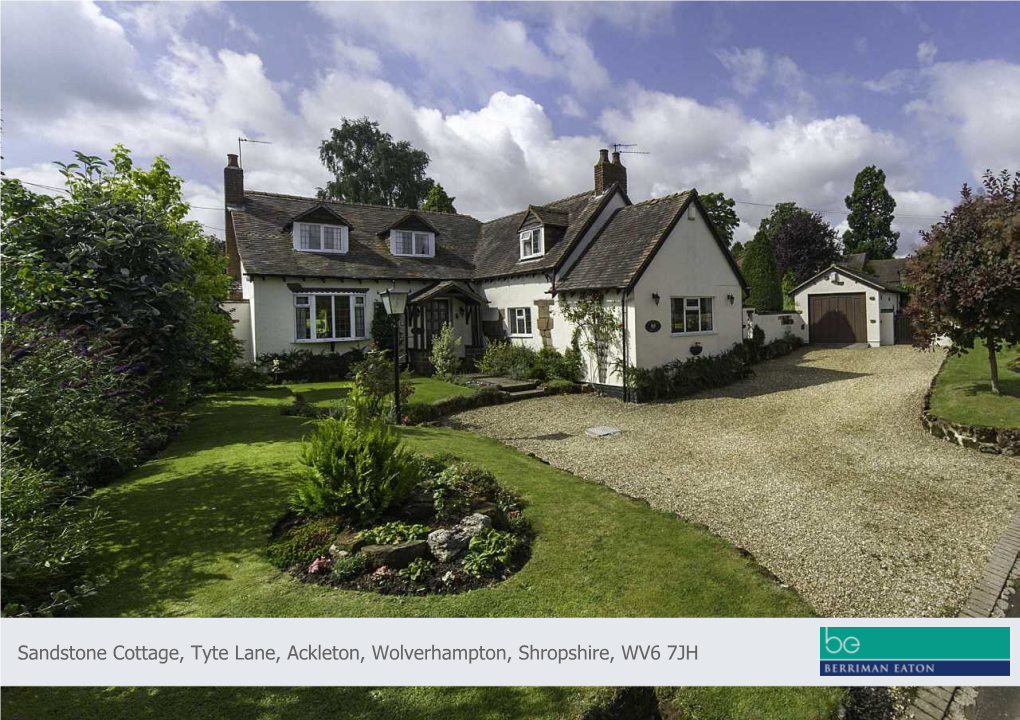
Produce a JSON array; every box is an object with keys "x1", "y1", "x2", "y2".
[
  {"x1": 715, "y1": 47, "x2": 769, "y2": 96},
  {"x1": 715, "y1": 48, "x2": 815, "y2": 116},
  {"x1": 332, "y1": 39, "x2": 383, "y2": 76},
  {"x1": 0, "y1": 1, "x2": 148, "y2": 130},
  {"x1": 111, "y1": 1, "x2": 258, "y2": 44},
  {"x1": 3, "y1": 162, "x2": 70, "y2": 196},
  {"x1": 905, "y1": 60, "x2": 1020, "y2": 178},
  {"x1": 917, "y1": 41, "x2": 938, "y2": 66},
  {"x1": 558, "y1": 95, "x2": 587, "y2": 119}
]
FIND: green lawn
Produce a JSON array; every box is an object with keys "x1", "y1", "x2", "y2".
[
  {"x1": 929, "y1": 341, "x2": 1020, "y2": 429},
  {"x1": 0, "y1": 687, "x2": 845, "y2": 720},
  {"x1": 39, "y1": 384, "x2": 842, "y2": 719},
  {"x1": 286, "y1": 376, "x2": 476, "y2": 409}
]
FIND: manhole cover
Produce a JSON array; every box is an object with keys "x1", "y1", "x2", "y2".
[{"x1": 586, "y1": 426, "x2": 621, "y2": 438}]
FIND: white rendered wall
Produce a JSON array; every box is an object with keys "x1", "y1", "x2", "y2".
[
  {"x1": 476, "y1": 274, "x2": 552, "y2": 352},
  {"x1": 223, "y1": 300, "x2": 254, "y2": 363},
  {"x1": 792, "y1": 272, "x2": 882, "y2": 347},
  {"x1": 631, "y1": 202, "x2": 744, "y2": 368},
  {"x1": 748, "y1": 311, "x2": 808, "y2": 344}
]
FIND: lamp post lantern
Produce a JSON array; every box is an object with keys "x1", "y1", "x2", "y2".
[{"x1": 379, "y1": 288, "x2": 409, "y2": 423}]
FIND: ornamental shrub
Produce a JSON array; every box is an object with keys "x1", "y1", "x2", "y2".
[
  {"x1": 351, "y1": 352, "x2": 414, "y2": 417},
  {"x1": 462, "y1": 529, "x2": 522, "y2": 578},
  {"x1": 256, "y1": 348, "x2": 364, "y2": 384},
  {"x1": 330, "y1": 552, "x2": 368, "y2": 581},
  {"x1": 741, "y1": 235, "x2": 783, "y2": 312},
  {"x1": 265, "y1": 517, "x2": 339, "y2": 569},
  {"x1": 429, "y1": 322, "x2": 461, "y2": 380},
  {"x1": 357, "y1": 521, "x2": 431, "y2": 545},
  {"x1": 477, "y1": 341, "x2": 536, "y2": 379},
  {"x1": 290, "y1": 386, "x2": 420, "y2": 523},
  {"x1": 526, "y1": 347, "x2": 581, "y2": 382}
]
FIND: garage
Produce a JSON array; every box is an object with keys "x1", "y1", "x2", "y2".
[
  {"x1": 790, "y1": 263, "x2": 904, "y2": 348},
  {"x1": 808, "y1": 293, "x2": 866, "y2": 344}
]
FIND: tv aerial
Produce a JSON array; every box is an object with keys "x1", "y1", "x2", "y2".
[
  {"x1": 238, "y1": 137, "x2": 273, "y2": 168},
  {"x1": 612, "y1": 143, "x2": 649, "y2": 155}
]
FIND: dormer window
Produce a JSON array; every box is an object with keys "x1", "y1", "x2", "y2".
[
  {"x1": 520, "y1": 227, "x2": 544, "y2": 260},
  {"x1": 293, "y1": 222, "x2": 348, "y2": 254},
  {"x1": 390, "y1": 230, "x2": 434, "y2": 257}
]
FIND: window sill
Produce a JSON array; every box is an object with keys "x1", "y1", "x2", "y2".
[
  {"x1": 509, "y1": 334, "x2": 533, "y2": 339},
  {"x1": 295, "y1": 249, "x2": 347, "y2": 254},
  {"x1": 294, "y1": 337, "x2": 368, "y2": 343},
  {"x1": 670, "y1": 331, "x2": 717, "y2": 337},
  {"x1": 518, "y1": 255, "x2": 545, "y2": 262},
  {"x1": 391, "y1": 252, "x2": 433, "y2": 258}
]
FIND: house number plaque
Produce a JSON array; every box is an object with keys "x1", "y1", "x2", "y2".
[{"x1": 645, "y1": 320, "x2": 661, "y2": 333}]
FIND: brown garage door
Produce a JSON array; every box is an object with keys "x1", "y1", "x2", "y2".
[{"x1": 808, "y1": 293, "x2": 867, "y2": 344}]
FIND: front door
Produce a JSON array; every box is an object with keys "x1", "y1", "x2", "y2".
[
  {"x1": 808, "y1": 293, "x2": 867, "y2": 344},
  {"x1": 423, "y1": 299, "x2": 450, "y2": 349}
]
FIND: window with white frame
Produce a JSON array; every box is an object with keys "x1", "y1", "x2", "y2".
[
  {"x1": 508, "y1": 307, "x2": 532, "y2": 336},
  {"x1": 293, "y1": 222, "x2": 348, "y2": 254},
  {"x1": 519, "y1": 227, "x2": 544, "y2": 260},
  {"x1": 390, "y1": 230, "x2": 434, "y2": 257},
  {"x1": 670, "y1": 297, "x2": 714, "y2": 334},
  {"x1": 294, "y1": 293, "x2": 367, "y2": 341}
]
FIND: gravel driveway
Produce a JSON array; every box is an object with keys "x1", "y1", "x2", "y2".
[{"x1": 449, "y1": 346, "x2": 1019, "y2": 617}]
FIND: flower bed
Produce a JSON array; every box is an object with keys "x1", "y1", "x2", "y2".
[{"x1": 267, "y1": 455, "x2": 533, "y2": 595}]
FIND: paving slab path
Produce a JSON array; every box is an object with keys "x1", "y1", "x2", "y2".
[{"x1": 448, "y1": 346, "x2": 1020, "y2": 617}]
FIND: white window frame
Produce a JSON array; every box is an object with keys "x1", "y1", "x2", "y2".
[
  {"x1": 389, "y1": 229, "x2": 435, "y2": 257},
  {"x1": 293, "y1": 293, "x2": 367, "y2": 342},
  {"x1": 508, "y1": 307, "x2": 533, "y2": 337},
  {"x1": 670, "y1": 296, "x2": 715, "y2": 335},
  {"x1": 519, "y1": 226, "x2": 544, "y2": 260},
  {"x1": 293, "y1": 222, "x2": 348, "y2": 254}
]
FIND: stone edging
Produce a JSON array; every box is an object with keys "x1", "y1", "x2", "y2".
[
  {"x1": 920, "y1": 355, "x2": 1020, "y2": 456},
  {"x1": 906, "y1": 508, "x2": 1020, "y2": 720}
]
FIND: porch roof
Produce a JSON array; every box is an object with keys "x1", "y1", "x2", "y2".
[{"x1": 408, "y1": 280, "x2": 487, "y2": 306}]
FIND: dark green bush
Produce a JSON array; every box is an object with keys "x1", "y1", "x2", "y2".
[
  {"x1": 628, "y1": 334, "x2": 803, "y2": 402},
  {"x1": 0, "y1": 451, "x2": 106, "y2": 615},
  {"x1": 477, "y1": 341, "x2": 537, "y2": 379},
  {"x1": 257, "y1": 348, "x2": 365, "y2": 384},
  {"x1": 198, "y1": 363, "x2": 269, "y2": 393},
  {"x1": 546, "y1": 378, "x2": 579, "y2": 394},
  {"x1": 290, "y1": 387, "x2": 420, "y2": 523},
  {"x1": 403, "y1": 386, "x2": 508, "y2": 425},
  {"x1": 265, "y1": 517, "x2": 340, "y2": 569}
]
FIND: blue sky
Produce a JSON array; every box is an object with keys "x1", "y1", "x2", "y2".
[{"x1": 2, "y1": 2, "x2": 1019, "y2": 251}]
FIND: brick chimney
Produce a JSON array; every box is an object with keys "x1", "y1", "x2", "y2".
[
  {"x1": 224, "y1": 153, "x2": 244, "y2": 207},
  {"x1": 594, "y1": 148, "x2": 627, "y2": 195},
  {"x1": 224, "y1": 154, "x2": 243, "y2": 291}
]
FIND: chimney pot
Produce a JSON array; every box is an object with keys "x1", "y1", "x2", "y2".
[
  {"x1": 227, "y1": 153, "x2": 239, "y2": 168},
  {"x1": 594, "y1": 148, "x2": 627, "y2": 196}
]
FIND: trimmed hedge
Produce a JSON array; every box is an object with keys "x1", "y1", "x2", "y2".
[
  {"x1": 256, "y1": 348, "x2": 365, "y2": 384},
  {"x1": 626, "y1": 333, "x2": 803, "y2": 403}
]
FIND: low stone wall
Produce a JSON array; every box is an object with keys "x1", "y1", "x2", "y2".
[{"x1": 920, "y1": 359, "x2": 1020, "y2": 456}]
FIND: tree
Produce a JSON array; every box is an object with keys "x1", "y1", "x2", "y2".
[
  {"x1": 421, "y1": 183, "x2": 457, "y2": 213},
  {"x1": 843, "y1": 165, "x2": 900, "y2": 259},
  {"x1": 905, "y1": 170, "x2": 1020, "y2": 395},
  {"x1": 699, "y1": 192, "x2": 740, "y2": 247},
  {"x1": 740, "y1": 235, "x2": 783, "y2": 311},
  {"x1": 430, "y1": 322, "x2": 461, "y2": 380},
  {"x1": 730, "y1": 241, "x2": 745, "y2": 259},
  {"x1": 767, "y1": 204, "x2": 841, "y2": 284},
  {"x1": 318, "y1": 117, "x2": 434, "y2": 209}
]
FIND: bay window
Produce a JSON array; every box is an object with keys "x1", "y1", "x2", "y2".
[
  {"x1": 670, "y1": 297, "x2": 714, "y2": 334},
  {"x1": 294, "y1": 293, "x2": 367, "y2": 341}
]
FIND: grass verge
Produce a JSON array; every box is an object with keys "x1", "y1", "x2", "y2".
[{"x1": 929, "y1": 341, "x2": 1020, "y2": 429}]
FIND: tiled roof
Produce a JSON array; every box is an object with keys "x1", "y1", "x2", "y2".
[
  {"x1": 864, "y1": 258, "x2": 909, "y2": 286},
  {"x1": 790, "y1": 263, "x2": 905, "y2": 295},
  {"x1": 472, "y1": 189, "x2": 616, "y2": 279},
  {"x1": 231, "y1": 192, "x2": 481, "y2": 280},
  {"x1": 556, "y1": 192, "x2": 693, "y2": 291}
]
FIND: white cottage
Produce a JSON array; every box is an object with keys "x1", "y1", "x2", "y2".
[{"x1": 223, "y1": 150, "x2": 749, "y2": 398}]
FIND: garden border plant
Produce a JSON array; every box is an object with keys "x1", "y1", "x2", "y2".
[{"x1": 266, "y1": 388, "x2": 534, "y2": 595}]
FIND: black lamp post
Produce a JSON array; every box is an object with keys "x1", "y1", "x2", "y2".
[{"x1": 379, "y1": 288, "x2": 409, "y2": 422}]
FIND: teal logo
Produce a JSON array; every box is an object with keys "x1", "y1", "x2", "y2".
[{"x1": 820, "y1": 627, "x2": 1010, "y2": 676}]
